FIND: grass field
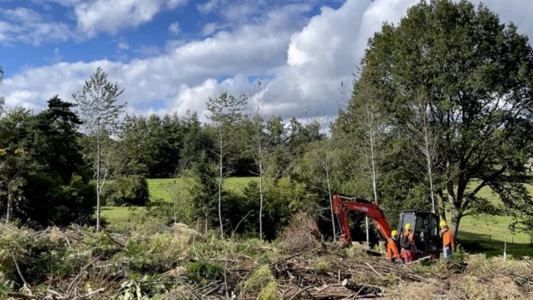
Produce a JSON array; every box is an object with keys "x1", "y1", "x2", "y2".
[
  {"x1": 101, "y1": 176, "x2": 533, "y2": 257},
  {"x1": 101, "y1": 177, "x2": 258, "y2": 230}
]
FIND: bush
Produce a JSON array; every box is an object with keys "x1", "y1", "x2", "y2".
[
  {"x1": 104, "y1": 175, "x2": 149, "y2": 206},
  {"x1": 185, "y1": 260, "x2": 224, "y2": 283}
]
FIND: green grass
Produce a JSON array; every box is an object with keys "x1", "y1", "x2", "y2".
[
  {"x1": 101, "y1": 177, "x2": 259, "y2": 227},
  {"x1": 100, "y1": 176, "x2": 533, "y2": 257},
  {"x1": 146, "y1": 177, "x2": 259, "y2": 201},
  {"x1": 455, "y1": 180, "x2": 533, "y2": 257},
  {"x1": 101, "y1": 206, "x2": 143, "y2": 224}
]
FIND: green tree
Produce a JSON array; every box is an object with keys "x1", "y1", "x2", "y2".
[
  {"x1": 247, "y1": 81, "x2": 270, "y2": 239},
  {"x1": 103, "y1": 175, "x2": 149, "y2": 206},
  {"x1": 352, "y1": 0, "x2": 533, "y2": 237},
  {"x1": 206, "y1": 91, "x2": 247, "y2": 236},
  {"x1": 0, "y1": 97, "x2": 95, "y2": 225},
  {"x1": 73, "y1": 67, "x2": 127, "y2": 231},
  {"x1": 180, "y1": 111, "x2": 214, "y2": 172}
]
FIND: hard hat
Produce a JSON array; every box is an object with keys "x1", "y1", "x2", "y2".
[
  {"x1": 440, "y1": 220, "x2": 447, "y2": 227},
  {"x1": 391, "y1": 230, "x2": 398, "y2": 236},
  {"x1": 404, "y1": 223, "x2": 412, "y2": 230}
]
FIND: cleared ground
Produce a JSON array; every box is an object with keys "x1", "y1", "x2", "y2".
[{"x1": 101, "y1": 177, "x2": 533, "y2": 257}]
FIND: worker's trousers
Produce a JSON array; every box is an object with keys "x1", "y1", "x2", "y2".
[{"x1": 443, "y1": 247, "x2": 451, "y2": 260}]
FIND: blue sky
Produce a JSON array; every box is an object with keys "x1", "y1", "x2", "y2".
[
  {"x1": 0, "y1": 0, "x2": 341, "y2": 76},
  {"x1": 1, "y1": 0, "x2": 532, "y2": 121}
]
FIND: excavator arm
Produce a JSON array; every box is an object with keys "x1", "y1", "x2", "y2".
[{"x1": 332, "y1": 194, "x2": 392, "y2": 246}]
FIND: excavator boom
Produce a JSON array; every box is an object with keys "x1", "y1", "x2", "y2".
[{"x1": 332, "y1": 194, "x2": 392, "y2": 246}]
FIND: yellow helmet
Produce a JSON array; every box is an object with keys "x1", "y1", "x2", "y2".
[
  {"x1": 404, "y1": 223, "x2": 412, "y2": 230},
  {"x1": 440, "y1": 220, "x2": 447, "y2": 227},
  {"x1": 391, "y1": 230, "x2": 398, "y2": 236}
]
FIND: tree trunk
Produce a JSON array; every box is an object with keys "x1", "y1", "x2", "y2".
[
  {"x1": 449, "y1": 203, "x2": 462, "y2": 241},
  {"x1": 173, "y1": 197, "x2": 177, "y2": 224},
  {"x1": 218, "y1": 137, "x2": 224, "y2": 237},
  {"x1": 96, "y1": 127, "x2": 101, "y2": 232},
  {"x1": 325, "y1": 163, "x2": 336, "y2": 242},
  {"x1": 258, "y1": 158, "x2": 264, "y2": 240},
  {"x1": 6, "y1": 189, "x2": 12, "y2": 223},
  {"x1": 436, "y1": 190, "x2": 446, "y2": 221}
]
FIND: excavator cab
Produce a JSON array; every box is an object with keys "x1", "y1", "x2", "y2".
[{"x1": 397, "y1": 210, "x2": 441, "y2": 258}]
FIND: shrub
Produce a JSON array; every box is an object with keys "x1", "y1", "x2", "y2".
[
  {"x1": 243, "y1": 265, "x2": 273, "y2": 292},
  {"x1": 185, "y1": 260, "x2": 224, "y2": 283},
  {"x1": 104, "y1": 175, "x2": 149, "y2": 206}
]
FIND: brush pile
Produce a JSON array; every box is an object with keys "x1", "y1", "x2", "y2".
[{"x1": 1, "y1": 219, "x2": 532, "y2": 300}]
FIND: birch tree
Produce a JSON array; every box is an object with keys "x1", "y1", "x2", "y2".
[
  {"x1": 308, "y1": 114, "x2": 337, "y2": 241},
  {"x1": 73, "y1": 67, "x2": 126, "y2": 232},
  {"x1": 248, "y1": 81, "x2": 269, "y2": 239},
  {"x1": 338, "y1": 77, "x2": 388, "y2": 248},
  {"x1": 206, "y1": 91, "x2": 247, "y2": 237},
  {"x1": 406, "y1": 90, "x2": 440, "y2": 215}
]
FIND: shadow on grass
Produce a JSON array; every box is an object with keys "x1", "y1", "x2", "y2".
[{"x1": 457, "y1": 231, "x2": 533, "y2": 258}]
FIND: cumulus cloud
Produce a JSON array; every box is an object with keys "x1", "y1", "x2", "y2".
[
  {"x1": 0, "y1": 3, "x2": 309, "y2": 116},
  {"x1": 3, "y1": 0, "x2": 533, "y2": 122},
  {"x1": 202, "y1": 23, "x2": 218, "y2": 36},
  {"x1": 197, "y1": 0, "x2": 219, "y2": 14},
  {"x1": 33, "y1": 0, "x2": 188, "y2": 38},
  {"x1": 0, "y1": 7, "x2": 71, "y2": 45},
  {"x1": 74, "y1": 0, "x2": 187, "y2": 38}
]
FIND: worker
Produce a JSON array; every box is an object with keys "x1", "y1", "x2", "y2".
[
  {"x1": 400, "y1": 223, "x2": 416, "y2": 263},
  {"x1": 440, "y1": 220, "x2": 455, "y2": 261},
  {"x1": 387, "y1": 230, "x2": 402, "y2": 264}
]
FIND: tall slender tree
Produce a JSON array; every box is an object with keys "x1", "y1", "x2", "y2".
[
  {"x1": 73, "y1": 67, "x2": 127, "y2": 231},
  {"x1": 206, "y1": 91, "x2": 247, "y2": 236},
  {"x1": 405, "y1": 90, "x2": 440, "y2": 215},
  {"x1": 248, "y1": 81, "x2": 269, "y2": 239}
]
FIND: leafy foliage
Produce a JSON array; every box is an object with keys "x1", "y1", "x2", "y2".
[
  {"x1": 334, "y1": 0, "x2": 533, "y2": 238},
  {"x1": 73, "y1": 67, "x2": 127, "y2": 231},
  {"x1": 0, "y1": 97, "x2": 95, "y2": 226},
  {"x1": 104, "y1": 175, "x2": 149, "y2": 206}
]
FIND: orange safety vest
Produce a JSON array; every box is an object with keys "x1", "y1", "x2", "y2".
[{"x1": 442, "y1": 228, "x2": 455, "y2": 251}]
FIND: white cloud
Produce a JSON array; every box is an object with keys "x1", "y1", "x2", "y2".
[
  {"x1": 0, "y1": 3, "x2": 307, "y2": 116},
  {"x1": 117, "y1": 38, "x2": 129, "y2": 50},
  {"x1": 31, "y1": 0, "x2": 82, "y2": 6},
  {"x1": 46, "y1": 48, "x2": 63, "y2": 63},
  {"x1": 1, "y1": 7, "x2": 42, "y2": 23},
  {"x1": 73, "y1": 0, "x2": 187, "y2": 38},
  {"x1": 168, "y1": 21, "x2": 180, "y2": 35},
  {"x1": 0, "y1": 8, "x2": 71, "y2": 45},
  {"x1": 134, "y1": 45, "x2": 161, "y2": 57},
  {"x1": 202, "y1": 23, "x2": 217, "y2": 36},
  {"x1": 3, "y1": 0, "x2": 533, "y2": 122},
  {"x1": 197, "y1": 0, "x2": 219, "y2": 14}
]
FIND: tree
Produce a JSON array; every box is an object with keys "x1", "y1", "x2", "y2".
[
  {"x1": 206, "y1": 91, "x2": 247, "y2": 236},
  {"x1": 0, "y1": 65, "x2": 4, "y2": 111},
  {"x1": 354, "y1": 0, "x2": 533, "y2": 238},
  {"x1": 73, "y1": 67, "x2": 127, "y2": 231},
  {"x1": 332, "y1": 77, "x2": 391, "y2": 248},
  {"x1": 0, "y1": 97, "x2": 95, "y2": 226},
  {"x1": 248, "y1": 81, "x2": 270, "y2": 239},
  {"x1": 405, "y1": 91, "x2": 440, "y2": 215},
  {"x1": 180, "y1": 111, "x2": 214, "y2": 172}
]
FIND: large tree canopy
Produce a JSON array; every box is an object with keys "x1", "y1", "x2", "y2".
[{"x1": 338, "y1": 0, "x2": 533, "y2": 237}]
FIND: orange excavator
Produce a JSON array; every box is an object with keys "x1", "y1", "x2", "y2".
[{"x1": 332, "y1": 194, "x2": 441, "y2": 259}]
